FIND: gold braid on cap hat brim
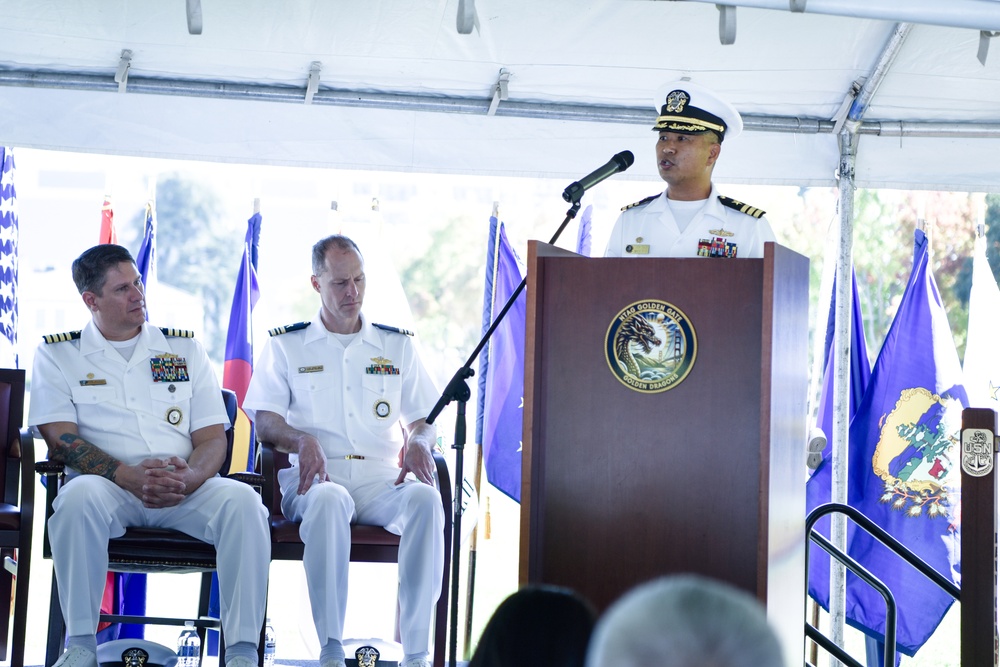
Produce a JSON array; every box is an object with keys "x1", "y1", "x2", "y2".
[{"x1": 653, "y1": 116, "x2": 726, "y2": 134}]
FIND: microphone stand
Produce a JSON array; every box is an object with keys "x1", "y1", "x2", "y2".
[{"x1": 426, "y1": 199, "x2": 581, "y2": 666}]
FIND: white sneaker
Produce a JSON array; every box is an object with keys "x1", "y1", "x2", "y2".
[
  {"x1": 53, "y1": 647, "x2": 98, "y2": 667},
  {"x1": 226, "y1": 656, "x2": 258, "y2": 667},
  {"x1": 400, "y1": 659, "x2": 431, "y2": 667}
]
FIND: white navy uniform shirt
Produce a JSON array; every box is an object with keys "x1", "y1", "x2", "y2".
[
  {"x1": 604, "y1": 185, "x2": 776, "y2": 259},
  {"x1": 244, "y1": 312, "x2": 439, "y2": 465},
  {"x1": 28, "y1": 321, "x2": 229, "y2": 472}
]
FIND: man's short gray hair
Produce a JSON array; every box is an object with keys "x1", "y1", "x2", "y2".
[
  {"x1": 312, "y1": 234, "x2": 362, "y2": 276},
  {"x1": 586, "y1": 575, "x2": 785, "y2": 667}
]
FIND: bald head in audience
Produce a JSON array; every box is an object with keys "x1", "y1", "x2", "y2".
[{"x1": 586, "y1": 574, "x2": 785, "y2": 667}]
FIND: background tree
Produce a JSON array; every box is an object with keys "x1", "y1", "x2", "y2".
[{"x1": 120, "y1": 173, "x2": 244, "y2": 362}]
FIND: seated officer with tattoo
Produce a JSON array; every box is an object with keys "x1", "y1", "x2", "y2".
[{"x1": 29, "y1": 244, "x2": 270, "y2": 667}]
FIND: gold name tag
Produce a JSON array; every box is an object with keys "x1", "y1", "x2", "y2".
[
  {"x1": 79, "y1": 379, "x2": 107, "y2": 386},
  {"x1": 625, "y1": 244, "x2": 650, "y2": 255},
  {"x1": 298, "y1": 365, "x2": 324, "y2": 373}
]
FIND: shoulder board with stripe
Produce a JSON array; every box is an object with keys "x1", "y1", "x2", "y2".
[
  {"x1": 621, "y1": 194, "x2": 660, "y2": 212},
  {"x1": 373, "y1": 323, "x2": 414, "y2": 336},
  {"x1": 268, "y1": 321, "x2": 311, "y2": 337},
  {"x1": 717, "y1": 196, "x2": 766, "y2": 219},
  {"x1": 43, "y1": 330, "x2": 81, "y2": 344},
  {"x1": 159, "y1": 327, "x2": 195, "y2": 338}
]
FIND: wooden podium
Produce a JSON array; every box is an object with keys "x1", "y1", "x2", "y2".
[{"x1": 519, "y1": 241, "x2": 809, "y2": 664}]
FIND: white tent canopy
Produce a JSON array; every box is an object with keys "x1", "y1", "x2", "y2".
[{"x1": 1, "y1": 0, "x2": 1000, "y2": 191}]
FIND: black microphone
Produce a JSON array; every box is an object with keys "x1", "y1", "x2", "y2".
[{"x1": 562, "y1": 150, "x2": 635, "y2": 203}]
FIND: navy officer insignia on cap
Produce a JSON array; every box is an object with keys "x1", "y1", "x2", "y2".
[
  {"x1": 652, "y1": 80, "x2": 743, "y2": 142},
  {"x1": 718, "y1": 196, "x2": 766, "y2": 219},
  {"x1": 373, "y1": 322, "x2": 414, "y2": 336},
  {"x1": 269, "y1": 321, "x2": 311, "y2": 337},
  {"x1": 42, "y1": 330, "x2": 82, "y2": 344}
]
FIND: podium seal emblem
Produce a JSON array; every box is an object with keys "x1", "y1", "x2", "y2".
[
  {"x1": 961, "y1": 427, "x2": 995, "y2": 477},
  {"x1": 605, "y1": 299, "x2": 697, "y2": 393}
]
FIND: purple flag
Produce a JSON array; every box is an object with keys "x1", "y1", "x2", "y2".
[
  {"x1": 0, "y1": 148, "x2": 18, "y2": 369},
  {"x1": 480, "y1": 221, "x2": 525, "y2": 502},
  {"x1": 807, "y1": 229, "x2": 965, "y2": 655}
]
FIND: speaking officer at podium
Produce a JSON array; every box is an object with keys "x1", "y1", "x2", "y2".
[
  {"x1": 244, "y1": 234, "x2": 444, "y2": 667},
  {"x1": 604, "y1": 81, "x2": 776, "y2": 259},
  {"x1": 28, "y1": 244, "x2": 269, "y2": 667}
]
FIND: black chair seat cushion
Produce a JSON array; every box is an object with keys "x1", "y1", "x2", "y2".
[{"x1": 107, "y1": 527, "x2": 217, "y2": 573}]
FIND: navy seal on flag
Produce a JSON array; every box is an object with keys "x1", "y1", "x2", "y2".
[{"x1": 605, "y1": 299, "x2": 697, "y2": 393}]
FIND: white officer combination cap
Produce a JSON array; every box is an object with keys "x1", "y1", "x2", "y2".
[
  {"x1": 97, "y1": 639, "x2": 179, "y2": 667},
  {"x1": 652, "y1": 79, "x2": 743, "y2": 142}
]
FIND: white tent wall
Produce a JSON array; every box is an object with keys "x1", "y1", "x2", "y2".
[{"x1": 1, "y1": 1, "x2": 999, "y2": 190}]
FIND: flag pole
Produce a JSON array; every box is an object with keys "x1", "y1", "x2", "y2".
[{"x1": 426, "y1": 199, "x2": 581, "y2": 667}]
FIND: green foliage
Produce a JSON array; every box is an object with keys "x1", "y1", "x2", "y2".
[
  {"x1": 123, "y1": 174, "x2": 244, "y2": 361},
  {"x1": 397, "y1": 214, "x2": 487, "y2": 372}
]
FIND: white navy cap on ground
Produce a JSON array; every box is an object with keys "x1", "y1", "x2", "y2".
[
  {"x1": 652, "y1": 79, "x2": 743, "y2": 142},
  {"x1": 97, "y1": 639, "x2": 179, "y2": 667}
]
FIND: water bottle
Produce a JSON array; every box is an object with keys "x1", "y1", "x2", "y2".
[
  {"x1": 177, "y1": 620, "x2": 201, "y2": 667},
  {"x1": 263, "y1": 618, "x2": 276, "y2": 667}
]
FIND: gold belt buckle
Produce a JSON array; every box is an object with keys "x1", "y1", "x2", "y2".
[{"x1": 344, "y1": 454, "x2": 366, "y2": 460}]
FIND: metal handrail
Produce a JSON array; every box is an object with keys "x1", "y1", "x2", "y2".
[{"x1": 804, "y1": 503, "x2": 961, "y2": 667}]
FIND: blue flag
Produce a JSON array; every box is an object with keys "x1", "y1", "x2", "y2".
[
  {"x1": 479, "y1": 220, "x2": 525, "y2": 502},
  {"x1": 0, "y1": 148, "x2": 18, "y2": 369},
  {"x1": 575, "y1": 204, "x2": 593, "y2": 257},
  {"x1": 809, "y1": 229, "x2": 965, "y2": 655},
  {"x1": 812, "y1": 268, "x2": 872, "y2": 468},
  {"x1": 135, "y1": 201, "x2": 157, "y2": 322}
]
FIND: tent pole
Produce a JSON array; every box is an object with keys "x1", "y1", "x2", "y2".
[{"x1": 829, "y1": 128, "x2": 857, "y2": 667}]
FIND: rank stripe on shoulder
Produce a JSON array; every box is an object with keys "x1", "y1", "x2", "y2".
[
  {"x1": 621, "y1": 194, "x2": 660, "y2": 212},
  {"x1": 373, "y1": 323, "x2": 414, "y2": 336},
  {"x1": 717, "y1": 196, "x2": 766, "y2": 219},
  {"x1": 268, "y1": 321, "x2": 311, "y2": 337},
  {"x1": 42, "y1": 330, "x2": 81, "y2": 344},
  {"x1": 159, "y1": 327, "x2": 195, "y2": 338}
]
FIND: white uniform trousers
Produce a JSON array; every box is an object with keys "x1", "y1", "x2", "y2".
[
  {"x1": 49, "y1": 474, "x2": 270, "y2": 646},
  {"x1": 279, "y1": 460, "x2": 445, "y2": 654}
]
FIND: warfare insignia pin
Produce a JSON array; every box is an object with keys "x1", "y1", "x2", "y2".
[
  {"x1": 355, "y1": 645, "x2": 380, "y2": 667},
  {"x1": 373, "y1": 400, "x2": 392, "y2": 420},
  {"x1": 166, "y1": 407, "x2": 183, "y2": 426},
  {"x1": 605, "y1": 299, "x2": 697, "y2": 393}
]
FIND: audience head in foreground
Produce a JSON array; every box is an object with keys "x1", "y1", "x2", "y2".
[
  {"x1": 586, "y1": 574, "x2": 785, "y2": 667},
  {"x1": 469, "y1": 585, "x2": 598, "y2": 667}
]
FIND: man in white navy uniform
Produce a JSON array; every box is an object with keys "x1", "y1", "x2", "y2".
[
  {"x1": 29, "y1": 244, "x2": 269, "y2": 667},
  {"x1": 604, "y1": 80, "x2": 777, "y2": 259},
  {"x1": 244, "y1": 234, "x2": 443, "y2": 667}
]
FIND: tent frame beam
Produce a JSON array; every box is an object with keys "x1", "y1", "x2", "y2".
[{"x1": 2, "y1": 68, "x2": 1000, "y2": 139}]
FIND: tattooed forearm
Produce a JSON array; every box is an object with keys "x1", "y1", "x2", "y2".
[{"x1": 53, "y1": 433, "x2": 122, "y2": 481}]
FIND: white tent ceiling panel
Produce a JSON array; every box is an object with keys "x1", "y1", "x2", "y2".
[
  {"x1": 0, "y1": 84, "x2": 846, "y2": 186},
  {"x1": 1, "y1": 1, "x2": 999, "y2": 190}
]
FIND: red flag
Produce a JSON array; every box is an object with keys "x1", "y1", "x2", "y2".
[{"x1": 100, "y1": 195, "x2": 117, "y2": 244}]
